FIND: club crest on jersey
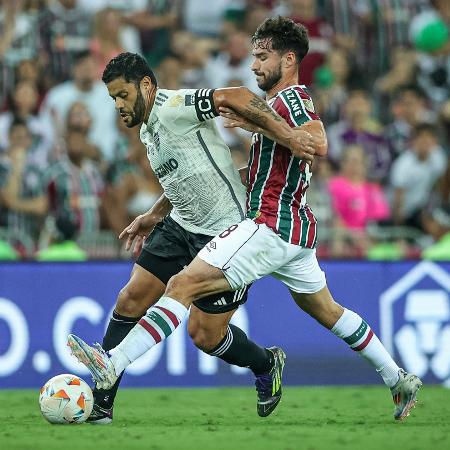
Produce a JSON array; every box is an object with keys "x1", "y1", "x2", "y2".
[
  {"x1": 303, "y1": 99, "x2": 315, "y2": 113},
  {"x1": 168, "y1": 95, "x2": 184, "y2": 107}
]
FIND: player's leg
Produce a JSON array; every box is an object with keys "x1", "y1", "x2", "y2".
[
  {"x1": 188, "y1": 304, "x2": 273, "y2": 375},
  {"x1": 188, "y1": 304, "x2": 285, "y2": 417},
  {"x1": 276, "y1": 248, "x2": 422, "y2": 420},
  {"x1": 69, "y1": 219, "x2": 291, "y2": 389},
  {"x1": 88, "y1": 263, "x2": 166, "y2": 423},
  {"x1": 68, "y1": 217, "x2": 188, "y2": 390},
  {"x1": 291, "y1": 287, "x2": 422, "y2": 419}
]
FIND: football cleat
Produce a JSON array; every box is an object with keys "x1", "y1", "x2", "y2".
[
  {"x1": 86, "y1": 404, "x2": 113, "y2": 425},
  {"x1": 391, "y1": 369, "x2": 422, "y2": 420},
  {"x1": 255, "y1": 346, "x2": 286, "y2": 417},
  {"x1": 67, "y1": 334, "x2": 118, "y2": 390}
]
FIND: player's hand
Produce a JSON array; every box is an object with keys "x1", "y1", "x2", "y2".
[
  {"x1": 119, "y1": 213, "x2": 159, "y2": 254},
  {"x1": 219, "y1": 107, "x2": 262, "y2": 134},
  {"x1": 288, "y1": 129, "x2": 316, "y2": 164}
]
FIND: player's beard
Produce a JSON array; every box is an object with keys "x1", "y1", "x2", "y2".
[
  {"x1": 126, "y1": 88, "x2": 146, "y2": 127},
  {"x1": 256, "y1": 63, "x2": 282, "y2": 92}
]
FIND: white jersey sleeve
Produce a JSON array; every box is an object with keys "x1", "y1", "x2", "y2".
[
  {"x1": 155, "y1": 88, "x2": 218, "y2": 134},
  {"x1": 140, "y1": 88, "x2": 246, "y2": 236}
]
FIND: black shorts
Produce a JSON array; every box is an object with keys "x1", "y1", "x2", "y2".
[{"x1": 136, "y1": 216, "x2": 248, "y2": 314}]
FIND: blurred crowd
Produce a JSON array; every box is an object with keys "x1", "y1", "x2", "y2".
[{"x1": 0, "y1": 0, "x2": 450, "y2": 260}]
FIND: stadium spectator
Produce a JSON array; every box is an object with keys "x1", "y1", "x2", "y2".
[
  {"x1": 328, "y1": 146, "x2": 390, "y2": 258},
  {"x1": 0, "y1": 0, "x2": 44, "y2": 104},
  {"x1": 65, "y1": 101, "x2": 101, "y2": 163},
  {"x1": 36, "y1": 214, "x2": 87, "y2": 261},
  {"x1": 390, "y1": 123, "x2": 448, "y2": 231},
  {"x1": 385, "y1": 85, "x2": 436, "y2": 159},
  {"x1": 327, "y1": 89, "x2": 392, "y2": 182},
  {"x1": 329, "y1": 145, "x2": 390, "y2": 231},
  {"x1": 320, "y1": 0, "x2": 357, "y2": 55},
  {"x1": 14, "y1": 58, "x2": 50, "y2": 108},
  {"x1": 0, "y1": 1, "x2": 42, "y2": 64},
  {"x1": 183, "y1": 0, "x2": 240, "y2": 37},
  {"x1": 422, "y1": 157, "x2": 450, "y2": 241},
  {"x1": 0, "y1": 80, "x2": 54, "y2": 162},
  {"x1": 170, "y1": 32, "x2": 213, "y2": 89},
  {"x1": 288, "y1": 0, "x2": 334, "y2": 86},
  {"x1": 410, "y1": 0, "x2": 450, "y2": 106},
  {"x1": 46, "y1": 127, "x2": 104, "y2": 234},
  {"x1": 375, "y1": 47, "x2": 418, "y2": 106},
  {"x1": 38, "y1": 0, "x2": 93, "y2": 83},
  {"x1": 204, "y1": 31, "x2": 260, "y2": 93},
  {"x1": 156, "y1": 56, "x2": 183, "y2": 90},
  {"x1": 243, "y1": 3, "x2": 272, "y2": 35},
  {"x1": 312, "y1": 46, "x2": 353, "y2": 124},
  {"x1": 306, "y1": 157, "x2": 335, "y2": 231},
  {"x1": 90, "y1": 8, "x2": 125, "y2": 80},
  {"x1": 353, "y1": 0, "x2": 426, "y2": 77},
  {"x1": 39, "y1": 50, "x2": 118, "y2": 161},
  {"x1": 123, "y1": 0, "x2": 179, "y2": 67},
  {"x1": 0, "y1": 118, "x2": 48, "y2": 245}
]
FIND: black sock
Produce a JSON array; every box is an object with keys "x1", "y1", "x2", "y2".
[
  {"x1": 94, "y1": 311, "x2": 139, "y2": 409},
  {"x1": 207, "y1": 324, "x2": 273, "y2": 376}
]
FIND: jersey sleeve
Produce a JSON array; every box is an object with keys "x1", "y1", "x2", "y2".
[
  {"x1": 156, "y1": 89, "x2": 218, "y2": 133},
  {"x1": 272, "y1": 87, "x2": 320, "y2": 128}
]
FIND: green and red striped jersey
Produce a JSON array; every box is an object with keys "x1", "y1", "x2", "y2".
[{"x1": 246, "y1": 85, "x2": 320, "y2": 247}]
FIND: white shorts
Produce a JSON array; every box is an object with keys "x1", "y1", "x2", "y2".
[{"x1": 198, "y1": 218, "x2": 326, "y2": 293}]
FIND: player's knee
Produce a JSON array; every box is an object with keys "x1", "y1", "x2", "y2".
[
  {"x1": 166, "y1": 271, "x2": 200, "y2": 301},
  {"x1": 115, "y1": 285, "x2": 145, "y2": 317}
]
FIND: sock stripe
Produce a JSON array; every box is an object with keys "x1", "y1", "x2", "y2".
[
  {"x1": 138, "y1": 318, "x2": 162, "y2": 343},
  {"x1": 154, "y1": 305, "x2": 179, "y2": 328},
  {"x1": 352, "y1": 329, "x2": 374, "y2": 352},
  {"x1": 344, "y1": 320, "x2": 368, "y2": 345},
  {"x1": 148, "y1": 310, "x2": 173, "y2": 337},
  {"x1": 209, "y1": 327, "x2": 233, "y2": 356}
]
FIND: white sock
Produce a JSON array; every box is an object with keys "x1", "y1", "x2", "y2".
[
  {"x1": 110, "y1": 296, "x2": 188, "y2": 375},
  {"x1": 331, "y1": 308, "x2": 400, "y2": 387}
]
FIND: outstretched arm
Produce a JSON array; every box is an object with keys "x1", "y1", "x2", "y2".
[
  {"x1": 213, "y1": 87, "x2": 316, "y2": 162},
  {"x1": 218, "y1": 102, "x2": 328, "y2": 157}
]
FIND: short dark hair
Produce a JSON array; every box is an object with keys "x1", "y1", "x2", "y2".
[
  {"x1": 393, "y1": 85, "x2": 427, "y2": 102},
  {"x1": 252, "y1": 16, "x2": 309, "y2": 64},
  {"x1": 412, "y1": 122, "x2": 438, "y2": 138},
  {"x1": 73, "y1": 50, "x2": 93, "y2": 66},
  {"x1": 102, "y1": 52, "x2": 157, "y2": 87}
]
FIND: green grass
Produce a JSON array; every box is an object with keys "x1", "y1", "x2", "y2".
[{"x1": 0, "y1": 386, "x2": 447, "y2": 450}]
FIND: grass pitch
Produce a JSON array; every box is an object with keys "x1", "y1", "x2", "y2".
[{"x1": 0, "y1": 386, "x2": 447, "y2": 450}]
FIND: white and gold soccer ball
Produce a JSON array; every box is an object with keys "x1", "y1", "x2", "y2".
[{"x1": 39, "y1": 374, "x2": 93, "y2": 424}]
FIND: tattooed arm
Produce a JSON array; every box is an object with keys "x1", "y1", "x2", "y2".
[
  {"x1": 219, "y1": 106, "x2": 328, "y2": 157},
  {"x1": 213, "y1": 87, "x2": 315, "y2": 163}
]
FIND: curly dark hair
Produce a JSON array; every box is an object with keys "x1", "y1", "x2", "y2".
[
  {"x1": 102, "y1": 52, "x2": 157, "y2": 87},
  {"x1": 251, "y1": 16, "x2": 309, "y2": 64}
]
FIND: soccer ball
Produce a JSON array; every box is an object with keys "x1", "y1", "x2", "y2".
[{"x1": 39, "y1": 374, "x2": 93, "y2": 424}]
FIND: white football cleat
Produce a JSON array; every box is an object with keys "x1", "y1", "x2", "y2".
[{"x1": 67, "y1": 334, "x2": 118, "y2": 390}]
